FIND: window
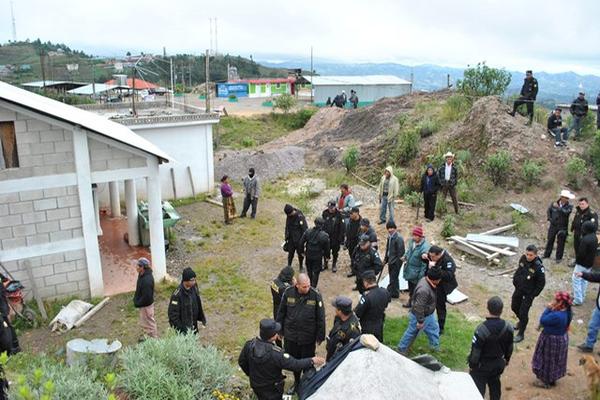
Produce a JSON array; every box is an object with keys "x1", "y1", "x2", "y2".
[
  {"x1": 0, "y1": 121, "x2": 18, "y2": 169},
  {"x1": 276, "y1": 83, "x2": 281, "y2": 89}
]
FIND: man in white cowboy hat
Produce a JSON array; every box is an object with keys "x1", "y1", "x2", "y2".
[
  {"x1": 543, "y1": 189, "x2": 575, "y2": 263},
  {"x1": 437, "y1": 152, "x2": 459, "y2": 214}
]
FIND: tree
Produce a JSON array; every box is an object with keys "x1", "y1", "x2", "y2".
[
  {"x1": 457, "y1": 62, "x2": 511, "y2": 97},
  {"x1": 273, "y1": 93, "x2": 296, "y2": 113}
]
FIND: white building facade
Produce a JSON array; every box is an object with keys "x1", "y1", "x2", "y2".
[{"x1": 306, "y1": 75, "x2": 412, "y2": 106}]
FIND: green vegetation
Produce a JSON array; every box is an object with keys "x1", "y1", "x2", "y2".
[
  {"x1": 589, "y1": 132, "x2": 600, "y2": 182},
  {"x1": 511, "y1": 210, "x2": 533, "y2": 235},
  {"x1": 565, "y1": 112, "x2": 597, "y2": 140},
  {"x1": 565, "y1": 156, "x2": 587, "y2": 190},
  {"x1": 457, "y1": 62, "x2": 512, "y2": 97},
  {"x1": 272, "y1": 93, "x2": 296, "y2": 113},
  {"x1": 342, "y1": 146, "x2": 360, "y2": 174},
  {"x1": 383, "y1": 312, "x2": 478, "y2": 370},
  {"x1": 522, "y1": 160, "x2": 544, "y2": 186},
  {"x1": 441, "y1": 94, "x2": 471, "y2": 122},
  {"x1": 170, "y1": 194, "x2": 208, "y2": 208},
  {"x1": 394, "y1": 128, "x2": 420, "y2": 164},
  {"x1": 441, "y1": 215, "x2": 456, "y2": 238},
  {"x1": 484, "y1": 150, "x2": 511, "y2": 185},
  {"x1": 404, "y1": 191, "x2": 422, "y2": 208}
]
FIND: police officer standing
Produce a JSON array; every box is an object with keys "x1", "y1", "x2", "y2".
[
  {"x1": 359, "y1": 218, "x2": 378, "y2": 250},
  {"x1": 354, "y1": 270, "x2": 391, "y2": 342},
  {"x1": 322, "y1": 200, "x2": 345, "y2": 273},
  {"x1": 300, "y1": 217, "x2": 330, "y2": 288},
  {"x1": 327, "y1": 296, "x2": 361, "y2": 361},
  {"x1": 571, "y1": 197, "x2": 598, "y2": 264},
  {"x1": 468, "y1": 296, "x2": 514, "y2": 400},
  {"x1": 238, "y1": 319, "x2": 325, "y2": 400},
  {"x1": 168, "y1": 267, "x2": 207, "y2": 333},
  {"x1": 424, "y1": 245, "x2": 458, "y2": 335},
  {"x1": 511, "y1": 244, "x2": 546, "y2": 343},
  {"x1": 352, "y1": 235, "x2": 383, "y2": 293},
  {"x1": 509, "y1": 70, "x2": 539, "y2": 124},
  {"x1": 276, "y1": 273, "x2": 326, "y2": 392},
  {"x1": 543, "y1": 190, "x2": 574, "y2": 263},
  {"x1": 345, "y1": 207, "x2": 362, "y2": 277},
  {"x1": 284, "y1": 204, "x2": 308, "y2": 270},
  {"x1": 271, "y1": 266, "x2": 295, "y2": 319}
]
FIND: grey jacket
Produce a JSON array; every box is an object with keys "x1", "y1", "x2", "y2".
[
  {"x1": 411, "y1": 277, "x2": 437, "y2": 323},
  {"x1": 242, "y1": 175, "x2": 260, "y2": 198}
]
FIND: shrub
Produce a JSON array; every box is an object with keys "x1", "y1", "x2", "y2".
[
  {"x1": 395, "y1": 128, "x2": 420, "y2": 164},
  {"x1": 565, "y1": 156, "x2": 587, "y2": 190},
  {"x1": 435, "y1": 195, "x2": 448, "y2": 215},
  {"x1": 441, "y1": 215, "x2": 455, "y2": 238},
  {"x1": 441, "y1": 94, "x2": 471, "y2": 122},
  {"x1": 457, "y1": 62, "x2": 512, "y2": 97},
  {"x1": 416, "y1": 117, "x2": 440, "y2": 138},
  {"x1": 565, "y1": 112, "x2": 597, "y2": 139},
  {"x1": 273, "y1": 93, "x2": 296, "y2": 113},
  {"x1": 240, "y1": 136, "x2": 256, "y2": 148},
  {"x1": 522, "y1": 160, "x2": 543, "y2": 185},
  {"x1": 484, "y1": 150, "x2": 511, "y2": 185},
  {"x1": 272, "y1": 107, "x2": 318, "y2": 130},
  {"x1": 119, "y1": 332, "x2": 234, "y2": 400},
  {"x1": 404, "y1": 191, "x2": 422, "y2": 207},
  {"x1": 342, "y1": 146, "x2": 360, "y2": 173},
  {"x1": 589, "y1": 132, "x2": 600, "y2": 182}
]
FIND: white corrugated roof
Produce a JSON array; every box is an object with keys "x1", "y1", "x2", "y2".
[
  {"x1": 68, "y1": 84, "x2": 121, "y2": 95},
  {"x1": 0, "y1": 81, "x2": 170, "y2": 162},
  {"x1": 21, "y1": 80, "x2": 86, "y2": 88},
  {"x1": 305, "y1": 75, "x2": 411, "y2": 86}
]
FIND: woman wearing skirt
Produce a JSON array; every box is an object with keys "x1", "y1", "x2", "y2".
[
  {"x1": 531, "y1": 291, "x2": 572, "y2": 388},
  {"x1": 220, "y1": 175, "x2": 236, "y2": 224}
]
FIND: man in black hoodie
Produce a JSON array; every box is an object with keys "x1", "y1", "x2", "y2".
[
  {"x1": 168, "y1": 267, "x2": 207, "y2": 333},
  {"x1": 572, "y1": 221, "x2": 599, "y2": 306},
  {"x1": 271, "y1": 266, "x2": 295, "y2": 319},
  {"x1": 571, "y1": 197, "x2": 598, "y2": 261},
  {"x1": 299, "y1": 217, "x2": 330, "y2": 288},
  {"x1": 509, "y1": 70, "x2": 539, "y2": 124},
  {"x1": 238, "y1": 319, "x2": 325, "y2": 400},
  {"x1": 425, "y1": 245, "x2": 458, "y2": 334},
  {"x1": 511, "y1": 245, "x2": 546, "y2": 343},
  {"x1": 284, "y1": 204, "x2": 308, "y2": 270},
  {"x1": 133, "y1": 257, "x2": 157, "y2": 339},
  {"x1": 322, "y1": 200, "x2": 345, "y2": 273},
  {"x1": 543, "y1": 190, "x2": 574, "y2": 262},
  {"x1": 547, "y1": 108, "x2": 569, "y2": 147}
]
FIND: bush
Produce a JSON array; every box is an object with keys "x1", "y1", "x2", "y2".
[
  {"x1": 565, "y1": 156, "x2": 587, "y2": 190},
  {"x1": 435, "y1": 195, "x2": 448, "y2": 215},
  {"x1": 416, "y1": 117, "x2": 440, "y2": 138},
  {"x1": 120, "y1": 332, "x2": 234, "y2": 400},
  {"x1": 240, "y1": 136, "x2": 256, "y2": 148},
  {"x1": 273, "y1": 93, "x2": 296, "y2": 113},
  {"x1": 404, "y1": 191, "x2": 422, "y2": 207},
  {"x1": 395, "y1": 128, "x2": 420, "y2": 164},
  {"x1": 441, "y1": 94, "x2": 471, "y2": 122},
  {"x1": 522, "y1": 160, "x2": 543, "y2": 185},
  {"x1": 441, "y1": 215, "x2": 456, "y2": 238},
  {"x1": 589, "y1": 132, "x2": 600, "y2": 182},
  {"x1": 457, "y1": 62, "x2": 511, "y2": 97},
  {"x1": 342, "y1": 146, "x2": 360, "y2": 173},
  {"x1": 484, "y1": 150, "x2": 511, "y2": 185},
  {"x1": 564, "y1": 112, "x2": 597, "y2": 139}
]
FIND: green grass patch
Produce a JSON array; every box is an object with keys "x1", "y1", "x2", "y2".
[
  {"x1": 170, "y1": 194, "x2": 207, "y2": 208},
  {"x1": 383, "y1": 312, "x2": 477, "y2": 370}
]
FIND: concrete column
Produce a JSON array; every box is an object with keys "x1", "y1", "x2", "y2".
[
  {"x1": 146, "y1": 158, "x2": 166, "y2": 281},
  {"x1": 124, "y1": 179, "x2": 140, "y2": 246},
  {"x1": 108, "y1": 181, "x2": 121, "y2": 217},
  {"x1": 92, "y1": 185, "x2": 103, "y2": 236}
]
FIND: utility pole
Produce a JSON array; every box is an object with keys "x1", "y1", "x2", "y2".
[
  {"x1": 205, "y1": 49, "x2": 210, "y2": 113},
  {"x1": 215, "y1": 18, "x2": 218, "y2": 55},
  {"x1": 10, "y1": 0, "x2": 17, "y2": 42},
  {"x1": 132, "y1": 67, "x2": 137, "y2": 116},
  {"x1": 209, "y1": 18, "x2": 213, "y2": 55},
  {"x1": 310, "y1": 46, "x2": 313, "y2": 104},
  {"x1": 92, "y1": 63, "x2": 96, "y2": 97},
  {"x1": 170, "y1": 57, "x2": 175, "y2": 109},
  {"x1": 447, "y1": 74, "x2": 450, "y2": 89},
  {"x1": 39, "y1": 51, "x2": 47, "y2": 91}
]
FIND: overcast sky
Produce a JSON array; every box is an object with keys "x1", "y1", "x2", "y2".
[{"x1": 2, "y1": 0, "x2": 600, "y2": 75}]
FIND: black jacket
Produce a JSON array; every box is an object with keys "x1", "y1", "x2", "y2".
[
  {"x1": 547, "y1": 200, "x2": 573, "y2": 231},
  {"x1": 571, "y1": 206, "x2": 598, "y2": 237},
  {"x1": 238, "y1": 337, "x2": 313, "y2": 390},
  {"x1": 420, "y1": 172, "x2": 440, "y2": 194},
  {"x1": 354, "y1": 286, "x2": 390, "y2": 341},
  {"x1": 271, "y1": 278, "x2": 292, "y2": 319},
  {"x1": 168, "y1": 283, "x2": 206, "y2": 333},
  {"x1": 361, "y1": 226, "x2": 379, "y2": 249},
  {"x1": 547, "y1": 114, "x2": 563, "y2": 130},
  {"x1": 285, "y1": 211, "x2": 308, "y2": 247},
  {"x1": 276, "y1": 286, "x2": 326, "y2": 345},
  {"x1": 520, "y1": 77, "x2": 539, "y2": 100},
  {"x1": 512, "y1": 255, "x2": 545, "y2": 297},
  {"x1": 576, "y1": 221, "x2": 598, "y2": 268},
  {"x1": 384, "y1": 231, "x2": 405, "y2": 266},
  {"x1": 468, "y1": 317, "x2": 514, "y2": 372},
  {"x1": 300, "y1": 227, "x2": 331, "y2": 261},
  {"x1": 326, "y1": 313, "x2": 361, "y2": 361},
  {"x1": 570, "y1": 97, "x2": 589, "y2": 117},
  {"x1": 437, "y1": 163, "x2": 458, "y2": 188},
  {"x1": 352, "y1": 246, "x2": 383, "y2": 276},
  {"x1": 345, "y1": 217, "x2": 362, "y2": 249},
  {"x1": 428, "y1": 251, "x2": 458, "y2": 295},
  {"x1": 133, "y1": 269, "x2": 154, "y2": 308},
  {"x1": 322, "y1": 209, "x2": 345, "y2": 245}
]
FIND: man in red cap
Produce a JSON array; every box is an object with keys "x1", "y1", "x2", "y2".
[{"x1": 402, "y1": 226, "x2": 431, "y2": 308}]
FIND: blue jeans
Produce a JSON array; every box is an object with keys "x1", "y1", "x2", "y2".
[
  {"x1": 570, "y1": 115, "x2": 584, "y2": 138},
  {"x1": 585, "y1": 307, "x2": 600, "y2": 348},
  {"x1": 573, "y1": 264, "x2": 592, "y2": 305},
  {"x1": 398, "y1": 311, "x2": 440, "y2": 352},
  {"x1": 379, "y1": 196, "x2": 395, "y2": 224},
  {"x1": 550, "y1": 127, "x2": 569, "y2": 143}
]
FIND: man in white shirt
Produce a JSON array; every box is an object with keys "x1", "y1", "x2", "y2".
[{"x1": 437, "y1": 152, "x2": 459, "y2": 214}]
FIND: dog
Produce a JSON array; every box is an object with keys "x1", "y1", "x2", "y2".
[{"x1": 580, "y1": 355, "x2": 600, "y2": 400}]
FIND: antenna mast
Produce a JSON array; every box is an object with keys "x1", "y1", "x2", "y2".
[{"x1": 10, "y1": 0, "x2": 17, "y2": 41}]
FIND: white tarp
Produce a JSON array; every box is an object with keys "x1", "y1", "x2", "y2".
[
  {"x1": 49, "y1": 300, "x2": 93, "y2": 332},
  {"x1": 465, "y1": 234, "x2": 519, "y2": 248}
]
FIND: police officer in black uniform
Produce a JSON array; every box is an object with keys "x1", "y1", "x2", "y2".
[
  {"x1": 168, "y1": 267, "x2": 207, "y2": 333},
  {"x1": 543, "y1": 191, "x2": 574, "y2": 263},
  {"x1": 468, "y1": 296, "x2": 514, "y2": 400},
  {"x1": 238, "y1": 319, "x2": 325, "y2": 400},
  {"x1": 425, "y1": 245, "x2": 458, "y2": 334},
  {"x1": 327, "y1": 296, "x2": 361, "y2": 361},
  {"x1": 284, "y1": 204, "x2": 308, "y2": 270},
  {"x1": 352, "y1": 235, "x2": 383, "y2": 294},
  {"x1": 300, "y1": 217, "x2": 330, "y2": 288},
  {"x1": 270, "y1": 266, "x2": 295, "y2": 319},
  {"x1": 354, "y1": 270, "x2": 391, "y2": 342},
  {"x1": 359, "y1": 218, "x2": 378, "y2": 250},
  {"x1": 276, "y1": 273, "x2": 326, "y2": 392},
  {"x1": 322, "y1": 200, "x2": 345, "y2": 273},
  {"x1": 510, "y1": 70, "x2": 539, "y2": 124},
  {"x1": 571, "y1": 197, "x2": 598, "y2": 261},
  {"x1": 345, "y1": 207, "x2": 362, "y2": 277},
  {"x1": 511, "y1": 244, "x2": 546, "y2": 343}
]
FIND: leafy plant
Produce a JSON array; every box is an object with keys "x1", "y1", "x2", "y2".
[
  {"x1": 565, "y1": 156, "x2": 587, "y2": 190},
  {"x1": 522, "y1": 160, "x2": 543, "y2": 185},
  {"x1": 240, "y1": 136, "x2": 256, "y2": 148},
  {"x1": 395, "y1": 128, "x2": 420, "y2": 164},
  {"x1": 457, "y1": 62, "x2": 512, "y2": 97},
  {"x1": 441, "y1": 215, "x2": 456, "y2": 238},
  {"x1": 435, "y1": 195, "x2": 448, "y2": 215},
  {"x1": 416, "y1": 117, "x2": 440, "y2": 138},
  {"x1": 589, "y1": 132, "x2": 600, "y2": 182},
  {"x1": 273, "y1": 93, "x2": 296, "y2": 113},
  {"x1": 342, "y1": 146, "x2": 360, "y2": 174},
  {"x1": 484, "y1": 150, "x2": 511, "y2": 185},
  {"x1": 565, "y1": 112, "x2": 597, "y2": 140},
  {"x1": 404, "y1": 191, "x2": 422, "y2": 208},
  {"x1": 441, "y1": 94, "x2": 471, "y2": 122}
]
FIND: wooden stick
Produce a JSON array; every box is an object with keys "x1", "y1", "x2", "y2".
[
  {"x1": 74, "y1": 297, "x2": 110, "y2": 328},
  {"x1": 205, "y1": 198, "x2": 224, "y2": 208},
  {"x1": 479, "y1": 224, "x2": 516, "y2": 235},
  {"x1": 23, "y1": 260, "x2": 47, "y2": 320},
  {"x1": 486, "y1": 247, "x2": 514, "y2": 260},
  {"x1": 170, "y1": 168, "x2": 177, "y2": 200},
  {"x1": 350, "y1": 172, "x2": 377, "y2": 189},
  {"x1": 187, "y1": 166, "x2": 196, "y2": 197},
  {"x1": 450, "y1": 242, "x2": 500, "y2": 264},
  {"x1": 446, "y1": 199, "x2": 476, "y2": 207},
  {"x1": 488, "y1": 267, "x2": 518, "y2": 277},
  {"x1": 467, "y1": 242, "x2": 516, "y2": 257},
  {"x1": 450, "y1": 236, "x2": 493, "y2": 257}
]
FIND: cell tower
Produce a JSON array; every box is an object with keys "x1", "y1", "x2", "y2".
[{"x1": 10, "y1": 0, "x2": 17, "y2": 41}]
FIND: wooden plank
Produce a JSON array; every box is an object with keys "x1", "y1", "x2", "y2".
[
  {"x1": 446, "y1": 199, "x2": 476, "y2": 207},
  {"x1": 450, "y1": 242, "x2": 500, "y2": 264},
  {"x1": 170, "y1": 168, "x2": 177, "y2": 200},
  {"x1": 187, "y1": 166, "x2": 196, "y2": 197},
  {"x1": 74, "y1": 297, "x2": 110, "y2": 328},
  {"x1": 466, "y1": 234, "x2": 519, "y2": 248},
  {"x1": 479, "y1": 224, "x2": 517, "y2": 235},
  {"x1": 488, "y1": 267, "x2": 518, "y2": 277},
  {"x1": 467, "y1": 242, "x2": 516, "y2": 256},
  {"x1": 450, "y1": 236, "x2": 493, "y2": 257},
  {"x1": 486, "y1": 247, "x2": 513, "y2": 260},
  {"x1": 205, "y1": 198, "x2": 224, "y2": 208}
]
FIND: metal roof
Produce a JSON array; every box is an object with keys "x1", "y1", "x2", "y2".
[
  {"x1": 0, "y1": 81, "x2": 170, "y2": 162},
  {"x1": 21, "y1": 80, "x2": 87, "y2": 88},
  {"x1": 67, "y1": 83, "x2": 127, "y2": 95},
  {"x1": 304, "y1": 75, "x2": 411, "y2": 86}
]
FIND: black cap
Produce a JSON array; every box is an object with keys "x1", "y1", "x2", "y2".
[
  {"x1": 284, "y1": 204, "x2": 294, "y2": 215},
  {"x1": 327, "y1": 200, "x2": 336, "y2": 207},
  {"x1": 259, "y1": 318, "x2": 281, "y2": 340},
  {"x1": 360, "y1": 218, "x2": 370, "y2": 227},
  {"x1": 350, "y1": 206, "x2": 360, "y2": 214},
  {"x1": 359, "y1": 234, "x2": 370, "y2": 244},
  {"x1": 315, "y1": 217, "x2": 325, "y2": 227},
  {"x1": 362, "y1": 270, "x2": 376, "y2": 280},
  {"x1": 526, "y1": 70, "x2": 532, "y2": 74},
  {"x1": 331, "y1": 296, "x2": 353, "y2": 313},
  {"x1": 182, "y1": 267, "x2": 196, "y2": 281},
  {"x1": 427, "y1": 268, "x2": 441, "y2": 281},
  {"x1": 277, "y1": 266, "x2": 294, "y2": 284}
]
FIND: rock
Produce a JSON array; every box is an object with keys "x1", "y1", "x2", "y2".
[{"x1": 287, "y1": 178, "x2": 326, "y2": 197}]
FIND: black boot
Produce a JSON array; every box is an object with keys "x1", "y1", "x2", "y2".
[{"x1": 332, "y1": 260, "x2": 338, "y2": 273}]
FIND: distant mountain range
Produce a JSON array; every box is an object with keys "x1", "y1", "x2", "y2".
[{"x1": 259, "y1": 57, "x2": 600, "y2": 106}]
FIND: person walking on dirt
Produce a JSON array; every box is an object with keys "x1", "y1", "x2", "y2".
[
  {"x1": 468, "y1": 296, "x2": 514, "y2": 400},
  {"x1": 403, "y1": 226, "x2": 431, "y2": 308},
  {"x1": 352, "y1": 235, "x2": 383, "y2": 294},
  {"x1": 133, "y1": 257, "x2": 158, "y2": 339},
  {"x1": 327, "y1": 296, "x2": 361, "y2": 361},
  {"x1": 511, "y1": 244, "x2": 546, "y2": 343},
  {"x1": 569, "y1": 91, "x2": 589, "y2": 140},
  {"x1": 383, "y1": 221, "x2": 405, "y2": 299},
  {"x1": 354, "y1": 270, "x2": 391, "y2": 342},
  {"x1": 424, "y1": 245, "x2": 458, "y2": 335},
  {"x1": 571, "y1": 197, "x2": 598, "y2": 264},
  {"x1": 420, "y1": 164, "x2": 440, "y2": 221},
  {"x1": 240, "y1": 168, "x2": 260, "y2": 219},
  {"x1": 547, "y1": 108, "x2": 569, "y2": 147},
  {"x1": 509, "y1": 70, "x2": 539, "y2": 124},
  {"x1": 168, "y1": 267, "x2": 207, "y2": 334},
  {"x1": 543, "y1": 190, "x2": 575, "y2": 263},
  {"x1": 345, "y1": 207, "x2": 362, "y2": 277},
  {"x1": 299, "y1": 217, "x2": 331, "y2": 288},
  {"x1": 349, "y1": 90, "x2": 359, "y2": 109},
  {"x1": 378, "y1": 166, "x2": 400, "y2": 225},
  {"x1": 220, "y1": 175, "x2": 236, "y2": 224},
  {"x1": 437, "y1": 152, "x2": 459, "y2": 214},
  {"x1": 572, "y1": 221, "x2": 598, "y2": 305},
  {"x1": 284, "y1": 204, "x2": 308, "y2": 270},
  {"x1": 322, "y1": 200, "x2": 345, "y2": 273}
]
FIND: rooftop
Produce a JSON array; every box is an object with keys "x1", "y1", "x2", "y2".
[{"x1": 304, "y1": 75, "x2": 412, "y2": 86}]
